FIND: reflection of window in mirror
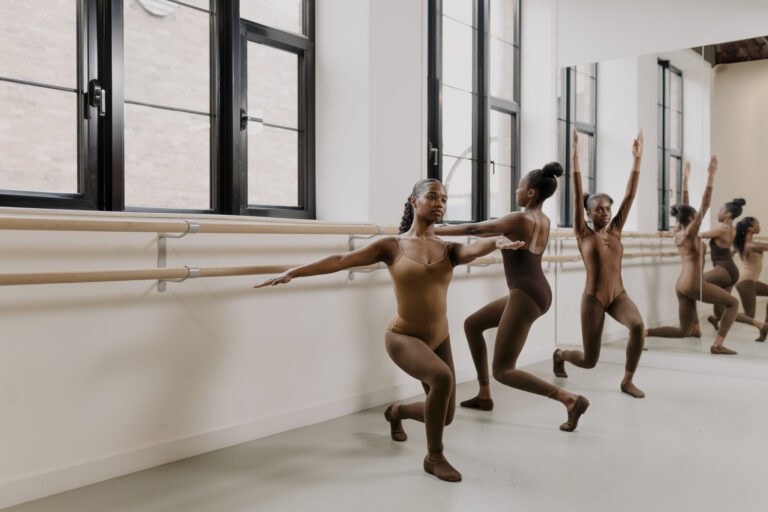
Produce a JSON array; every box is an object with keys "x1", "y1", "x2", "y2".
[
  {"x1": 557, "y1": 64, "x2": 597, "y2": 227},
  {"x1": 427, "y1": 0, "x2": 521, "y2": 222},
  {"x1": 657, "y1": 60, "x2": 684, "y2": 231}
]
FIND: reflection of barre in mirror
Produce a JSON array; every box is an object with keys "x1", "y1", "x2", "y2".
[
  {"x1": 554, "y1": 130, "x2": 647, "y2": 398},
  {"x1": 254, "y1": 179, "x2": 522, "y2": 483},
  {"x1": 435, "y1": 162, "x2": 590, "y2": 432}
]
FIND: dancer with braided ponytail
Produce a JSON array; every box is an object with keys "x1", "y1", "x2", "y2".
[
  {"x1": 645, "y1": 156, "x2": 740, "y2": 354},
  {"x1": 553, "y1": 130, "x2": 646, "y2": 398},
  {"x1": 255, "y1": 179, "x2": 521, "y2": 482},
  {"x1": 435, "y1": 162, "x2": 590, "y2": 432},
  {"x1": 733, "y1": 217, "x2": 768, "y2": 341}
]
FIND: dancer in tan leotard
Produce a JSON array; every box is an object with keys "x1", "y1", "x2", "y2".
[
  {"x1": 733, "y1": 217, "x2": 768, "y2": 341},
  {"x1": 553, "y1": 130, "x2": 646, "y2": 398},
  {"x1": 255, "y1": 179, "x2": 520, "y2": 482},
  {"x1": 435, "y1": 162, "x2": 589, "y2": 432},
  {"x1": 645, "y1": 156, "x2": 740, "y2": 354}
]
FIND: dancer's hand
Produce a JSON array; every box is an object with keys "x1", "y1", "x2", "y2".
[
  {"x1": 495, "y1": 236, "x2": 525, "y2": 250},
  {"x1": 683, "y1": 161, "x2": 691, "y2": 181},
  {"x1": 707, "y1": 155, "x2": 718, "y2": 176},
  {"x1": 253, "y1": 272, "x2": 292, "y2": 288},
  {"x1": 632, "y1": 130, "x2": 643, "y2": 159},
  {"x1": 572, "y1": 129, "x2": 579, "y2": 159}
]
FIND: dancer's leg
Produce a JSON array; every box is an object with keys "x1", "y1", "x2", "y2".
[
  {"x1": 700, "y1": 281, "x2": 738, "y2": 352},
  {"x1": 460, "y1": 296, "x2": 506, "y2": 409},
  {"x1": 704, "y1": 267, "x2": 733, "y2": 326},
  {"x1": 606, "y1": 292, "x2": 645, "y2": 398},
  {"x1": 732, "y1": 281, "x2": 765, "y2": 337},
  {"x1": 645, "y1": 291, "x2": 697, "y2": 338},
  {"x1": 558, "y1": 294, "x2": 606, "y2": 369}
]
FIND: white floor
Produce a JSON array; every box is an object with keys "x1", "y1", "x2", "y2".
[{"x1": 5, "y1": 323, "x2": 768, "y2": 512}]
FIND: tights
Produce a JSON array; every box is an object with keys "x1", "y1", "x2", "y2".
[
  {"x1": 561, "y1": 292, "x2": 645, "y2": 373},
  {"x1": 385, "y1": 333, "x2": 455, "y2": 454},
  {"x1": 646, "y1": 280, "x2": 738, "y2": 338},
  {"x1": 703, "y1": 267, "x2": 735, "y2": 320},
  {"x1": 463, "y1": 291, "x2": 559, "y2": 397},
  {"x1": 734, "y1": 280, "x2": 768, "y2": 325}
]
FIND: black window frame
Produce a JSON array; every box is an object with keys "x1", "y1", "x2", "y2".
[
  {"x1": 427, "y1": 0, "x2": 521, "y2": 223},
  {"x1": 657, "y1": 59, "x2": 683, "y2": 231},
  {"x1": 0, "y1": 0, "x2": 316, "y2": 220},
  {"x1": 558, "y1": 64, "x2": 597, "y2": 228}
]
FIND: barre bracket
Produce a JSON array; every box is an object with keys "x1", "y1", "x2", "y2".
[{"x1": 157, "y1": 221, "x2": 200, "y2": 292}]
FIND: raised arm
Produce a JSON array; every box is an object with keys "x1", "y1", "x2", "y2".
[
  {"x1": 254, "y1": 237, "x2": 395, "y2": 288},
  {"x1": 685, "y1": 156, "x2": 717, "y2": 237},
  {"x1": 681, "y1": 161, "x2": 691, "y2": 205},
  {"x1": 434, "y1": 214, "x2": 515, "y2": 237},
  {"x1": 451, "y1": 236, "x2": 524, "y2": 266},
  {"x1": 611, "y1": 131, "x2": 643, "y2": 232},
  {"x1": 747, "y1": 241, "x2": 768, "y2": 253},
  {"x1": 572, "y1": 130, "x2": 588, "y2": 236}
]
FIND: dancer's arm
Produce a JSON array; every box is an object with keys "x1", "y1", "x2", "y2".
[
  {"x1": 572, "y1": 130, "x2": 588, "y2": 237},
  {"x1": 747, "y1": 241, "x2": 768, "y2": 253},
  {"x1": 254, "y1": 237, "x2": 395, "y2": 288},
  {"x1": 611, "y1": 131, "x2": 643, "y2": 232},
  {"x1": 686, "y1": 156, "x2": 717, "y2": 237},
  {"x1": 681, "y1": 161, "x2": 691, "y2": 205},
  {"x1": 434, "y1": 213, "x2": 518, "y2": 237},
  {"x1": 452, "y1": 236, "x2": 524, "y2": 266}
]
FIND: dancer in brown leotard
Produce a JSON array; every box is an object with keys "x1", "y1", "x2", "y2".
[
  {"x1": 644, "y1": 156, "x2": 740, "y2": 354},
  {"x1": 435, "y1": 162, "x2": 590, "y2": 432},
  {"x1": 255, "y1": 179, "x2": 521, "y2": 482},
  {"x1": 552, "y1": 130, "x2": 646, "y2": 398},
  {"x1": 733, "y1": 217, "x2": 768, "y2": 341}
]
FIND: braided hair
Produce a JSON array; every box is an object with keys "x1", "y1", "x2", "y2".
[
  {"x1": 525, "y1": 162, "x2": 563, "y2": 202},
  {"x1": 399, "y1": 178, "x2": 444, "y2": 234},
  {"x1": 734, "y1": 216, "x2": 757, "y2": 258},
  {"x1": 724, "y1": 198, "x2": 746, "y2": 219}
]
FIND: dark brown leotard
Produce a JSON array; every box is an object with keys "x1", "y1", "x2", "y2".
[
  {"x1": 503, "y1": 216, "x2": 552, "y2": 313},
  {"x1": 710, "y1": 238, "x2": 739, "y2": 285}
]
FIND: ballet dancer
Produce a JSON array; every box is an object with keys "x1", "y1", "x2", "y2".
[
  {"x1": 644, "y1": 156, "x2": 740, "y2": 354},
  {"x1": 733, "y1": 217, "x2": 768, "y2": 341},
  {"x1": 434, "y1": 162, "x2": 589, "y2": 432},
  {"x1": 255, "y1": 178, "x2": 521, "y2": 482},
  {"x1": 552, "y1": 130, "x2": 646, "y2": 398}
]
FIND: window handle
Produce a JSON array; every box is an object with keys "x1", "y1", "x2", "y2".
[
  {"x1": 88, "y1": 80, "x2": 107, "y2": 117},
  {"x1": 428, "y1": 143, "x2": 439, "y2": 166}
]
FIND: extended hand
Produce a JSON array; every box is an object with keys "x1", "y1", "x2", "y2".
[
  {"x1": 496, "y1": 236, "x2": 525, "y2": 251},
  {"x1": 708, "y1": 155, "x2": 718, "y2": 175},
  {"x1": 683, "y1": 161, "x2": 691, "y2": 181},
  {"x1": 572, "y1": 129, "x2": 579, "y2": 159},
  {"x1": 253, "y1": 272, "x2": 292, "y2": 288},
  {"x1": 632, "y1": 130, "x2": 643, "y2": 159}
]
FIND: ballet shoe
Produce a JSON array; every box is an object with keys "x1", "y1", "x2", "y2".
[
  {"x1": 553, "y1": 349, "x2": 568, "y2": 378},
  {"x1": 560, "y1": 395, "x2": 589, "y2": 432},
  {"x1": 384, "y1": 405, "x2": 407, "y2": 442},
  {"x1": 710, "y1": 345, "x2": 737, "y2": 355},
  {"x1": 706, "y1": 316, "x2": 719, "y2": 332},
  {"x1": 756, "y1": 325, "x2": 768, "y2": 342},
  {"x1": 620, "y1": 382, "x2": 645, "y2": 398},
  {"x1": 423, "y1": 454, "x2": 462, "y2": 482},
  {"x1": 460, "y1": 396, "x2": 494, "y2": 411}
]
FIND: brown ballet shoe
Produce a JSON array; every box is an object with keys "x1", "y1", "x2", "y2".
[
  {"x1": 710, "y1": 345, "x2": 737, "y2": 355},
  {"x1": 620, "y1": 382, "x2": 645, "y2": 398},
  {"x1": 460, "y1": 396, "x2": 494, "y2": 411},
  {"x1": 423, "y1": 454, "x2": 462, "y2": 482},
  {"x1": 560, "y1": 395, "x2": 589, "y2": 432},
  {"x1": 553, "y1": 349, "x2": 568, "y2": 378},
  {"x1": 756, "y1": 324, "x2": 768, "y2": 342},
  {"x1": 384, "y1": 405, "x2": 407, "y2": 442},
  {"x1": 706, "y1": 316, "x2": 719, "y2": 332}
]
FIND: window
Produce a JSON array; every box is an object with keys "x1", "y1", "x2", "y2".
[
  {"x1": 658, "y1": 60, "x2": 683, "y2": 231},
  {"x1": 427, "y1": 0, "x2": 520, "y2": 222},
  {"x1": 557, "y1": 64, "x2": 597, "y2": 228},
  {"x1": 0, "y1": 0, "x2": 316, "y2": 219}
]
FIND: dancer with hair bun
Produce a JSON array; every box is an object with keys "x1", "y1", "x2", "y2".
[
  {"x1": 255, "y1": 178, "x2": 521, "y2": 482},
  {"x1": 435, "y1": 162, "x2": 590, "y2": 432},
  {"x1": 733, "y1": 217, "x2": 768, "y2": 341},
  {"x1": 553, "y1": 130, "x2": 646, "y2": 398}
]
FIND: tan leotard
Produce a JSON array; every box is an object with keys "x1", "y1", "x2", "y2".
[
  {"x1": 386, "y1": 238, "x2": 453, "y2": 349},
  {"x1": 738, "y1": 251, "x2": 763, "y2": 283}
]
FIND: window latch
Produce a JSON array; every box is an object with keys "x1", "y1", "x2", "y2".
[
  {"x1": 88, "y1": 80, "x2": 107, "y2": 117},
  {"x1": 428, "y1": 142, "x2": 439, "y2": 166}
]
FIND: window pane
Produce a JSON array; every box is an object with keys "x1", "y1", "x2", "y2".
[
  {"x1": 489, "y1": 163, "x2": 513, "y2": 218},
  {"x1": 0, "y1": 82, "x2": 78, "y2": 194},
  {"x1": 442, "y1": 16, "x2": 474, "y2": 92},
  {"x1": 671, "y1": 72, "x2": 682, "y2": 112},
  {"x1": 442, "y1": 156, "x2": 472, "y2": 221},
  {"x1": 240, "y1": 0, "x2": 303, "y2": 34},
  {"x1": 490, "y1": 38, "x2": 515, "y2": 102},
  {"x1": 577, "y1": 131, "x2": 593, "y2": 193},
  {"x1": 490, "y1": 110, "x2": 513, "y2": 166},
  {"x1": 124, "y1": 1, "x2": 210, "y2": 113},
  {"x1": 0, "y1": 0, "x2": 77, "y2": 89},
  {"x1": 669, "y1": 155, "x2": 679, "y2": 202},
  {"x1": 247, "y1": 44, "x2": 298, "y2": 129},
  {"x1": 575, "y1": 73, "x2": 594, "y2": 125},
  {"x1": 442, "y1": 86, "x2": 473, "y2": 159},
  {"x1": 248, "y1": 126, "x2": 298, "y2": 207},
  {"x1": 576, "y1": 63, "x2": 594, "y2": 78},
  {"x1": 489, "y1": 0, "x2": 515, "y2": 43},
  {"x1": 124, "y1": 105, "x2": 210, "y2": 209},
  {"x1": 670, "y1": 108, "x2": 680, "y2": 150},
  {"x1": 442, "y1": 0, "x2": 473, "y2": 26}
]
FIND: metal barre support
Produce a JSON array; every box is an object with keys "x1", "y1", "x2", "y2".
[
  {"x1": 157, "y1": 221, "x2": 200, "y2": 292},
  {"x1": 346, "y1": 226, "x2": 387, "y2": 280}
]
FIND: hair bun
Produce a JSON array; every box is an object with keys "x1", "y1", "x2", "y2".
[
  {"x1": 670, "y1": 205, "x2": 680, "y2": 217},
  {"x1": 583, "y1": 193, "x2": 591, "y2": 210},
  {"x1": 542, "y1": 162, "x2": 564, "y2": 178},
  {"x1": 733, "y1": 198, "x2": 746, "y2": 206}
]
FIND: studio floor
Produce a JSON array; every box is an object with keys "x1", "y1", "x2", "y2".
[{"x1": 6, "y1": 323, "x2": 767, "y2": 512}]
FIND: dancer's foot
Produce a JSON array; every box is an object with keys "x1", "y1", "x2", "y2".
[
  {"x1": 560, "y1": 395, "x2": 589, "y2": 432},
  {"x1": 756, "y1": 324, "x2": 768, "y2": 342},
  {"x1": 620, "y1": 381, "x2": 645, "y2": 398},
  {"x1": 553, "y1": 349, "x2": 568, "y2": 378},
  {"x1": 423, "y1": 453, "x2": 462, "y2": 482},
  {"x1": 691, "y1": 325, "x2": 701, "y2": 338},
  {"x1": 384, "y1": 404, "x2": 407, "y2": 441},
  {"x1": 706, "y1": 316, "x2": 719, "y2": 332},
  {"x1": 460, "y1": 396, "x2": 494, "y2": 411},
  {"x1": 710, "y1": 345, "x2": 737, "y2": 355}
]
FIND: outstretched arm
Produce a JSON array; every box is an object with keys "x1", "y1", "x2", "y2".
[
  {"x1": 435, "y1": 214, "x2": 515, "y2": 237},
  {"x1": 686, "y1": 156, "x2": 717, "y2": 237},
  {"x1": 572, "y1": 130, "x2": 588, "y2": 236},
  {"x1": 748, "y1": 241, "x2": 768, "y2": 253},
  {"x1": 611, "y1": 131, "x2": 643, "y2": 232},
  {"x1": 254, "y1": 237, "x2": 394, "y2": 288},
  {"x1": 681, "y1": 161, "x2": 691, "y2": 205},
  {"x1": 452, "y1": 236, "x2": 524, "y2": 266}
]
